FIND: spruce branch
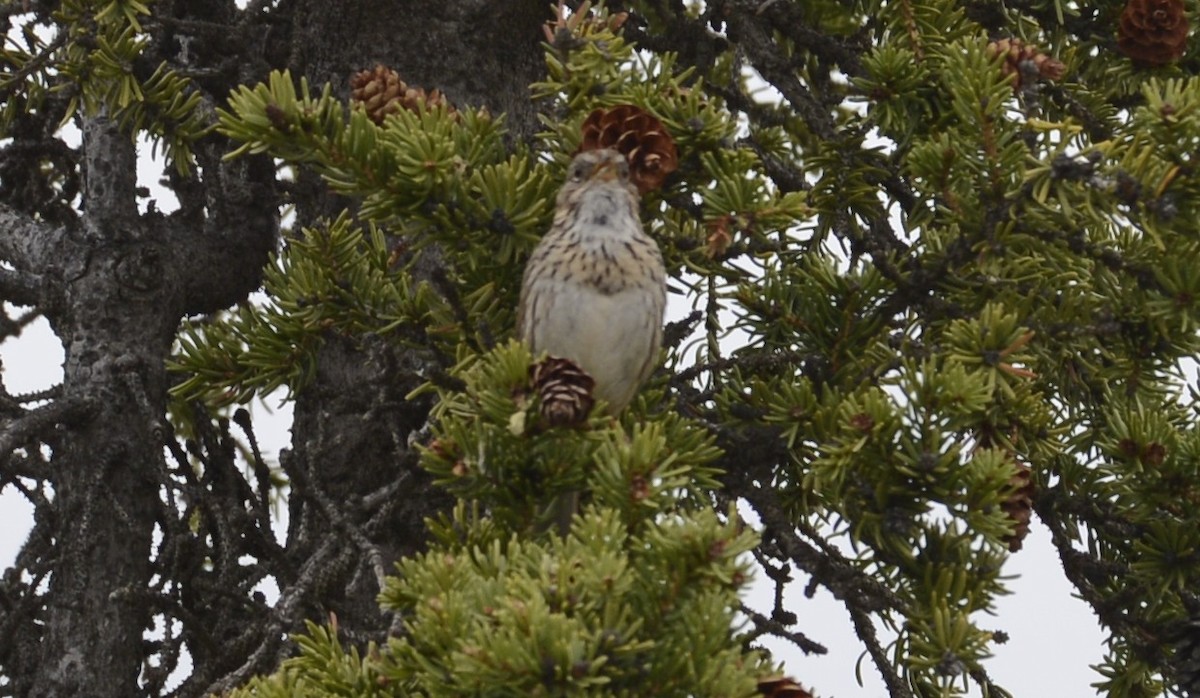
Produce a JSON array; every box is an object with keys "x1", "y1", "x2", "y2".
[
  {"x1": 744, "y1": 477, "x2": 905, "y2": 614},
  {"x1": 722, "y1": 10, "x2": 838, "y2": 140},
  {"x1": 281, "y1": 445, "x2": 390, "y2": 593}
]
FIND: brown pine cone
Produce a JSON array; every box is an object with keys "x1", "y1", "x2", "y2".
[
  {"x1": 986, "y1": 38, "x2": 1066, "y2": 90},
  {"x1": 1118, "y1": 0, "x2": 1189, "y2": 66},
  {"x1": 579, "y1": 105, "x2": 678, "y2": 194},
  {"x1": 530, "y1": 356, "x2": 596, "y2": 427},
  {"x1": 1001, "y1": 462, "x2": 1035, "y2": 552},
  {"x1": 757, "y1": 676, "x2": 815, "y2": 698},
  {"x1": 349, "y1": 65, "x2": 454, "y2": 125}
]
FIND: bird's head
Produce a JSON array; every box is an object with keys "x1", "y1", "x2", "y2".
[{"x1": 565, "y1": 148, "x2": 632, "y2": 187}]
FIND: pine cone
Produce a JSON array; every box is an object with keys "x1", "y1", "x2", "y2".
[
  {"x1": 349, "y1": 65, "x2": 454, "y2": 125},
  {"x1": 986, "y1": 38, "x2": 1066, "y2": 90},
  {"x1": 530, "y1": 357, "x2": 596, "y2": 427},
  {"x1": 579, "y1": 105, "x2": 678, "y2": 194},
  {"x1": 1118, "y1": 0, "x2": 1189, "y2": 66},
  {"x1": 1001, "y1": 462, "x2": 1035, "y2": 552},
  {"x1": 757, "y1": 676, "x2": 814, "y2": 698}
]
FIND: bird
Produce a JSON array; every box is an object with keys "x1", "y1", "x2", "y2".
[{"x1": 517, "y1": 147, "x2": 667, "y2": 534}]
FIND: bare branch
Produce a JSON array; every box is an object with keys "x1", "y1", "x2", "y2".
[
  {"x1": 0, "y1": 396, "x2": 96, "y2": 469},
  {"x1": 197, "y1": 536, "x2": 341, "y2": 697},
  {"x1": 739, "y1": 603, "x2": 828, "y2": 656},
  {"x1": 284, "y1": 448, "x2": 390, "y2": 592}
]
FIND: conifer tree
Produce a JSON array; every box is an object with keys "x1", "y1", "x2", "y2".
[{"x1": 3, "y1": 1, "x2": 1200, "y2": 697}]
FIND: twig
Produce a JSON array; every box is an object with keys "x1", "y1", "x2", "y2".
[
  {"x1": 740, "y1": 603, "x2": 828, "y2": 655},
  {"x1": 284, "y1": 449, "x2": 389, "y2": 592},
  {"x1": 0, "y1": 396, "x2": 95, "y2": 468},
  {"x1": 848, "y1": 606, "x2": 914, "y2": 698},
  {"x1": 200, "y1": 536, "x2": 340, "y2": 696}
]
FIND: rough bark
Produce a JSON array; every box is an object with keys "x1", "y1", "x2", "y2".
[
  {"x1": 275, "y1": 0, "x2": 546, "y2": 638},
  {"x1": 10, "y1": 107, "x2": 278, "y2": 694},
  {"x1": 21, "y1": 116, "x2": 162, "y2": 697}
]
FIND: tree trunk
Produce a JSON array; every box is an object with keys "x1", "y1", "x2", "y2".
[
  {"x1": 278, "y1": 0, "x2": 548, "y2": 636},
  {"x1": 13, "y1": 93, "x2": 278, "y2": 698}
]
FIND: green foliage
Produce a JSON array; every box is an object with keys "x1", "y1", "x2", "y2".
[
  {"x1": 194, "y1": 10, "x2": 788, "y2": 695},
  {"x1": 219, "y1": 71, "x2": 524, "y2": 227},
  {"x1": 171, "y1": 213, "x2": 462, "y2": 404},
  {"x1": 674, "y1": 0, "x2": 1200, "y2": 694},
  {"x1": 180, "y1": 0, "x2": 1200, "y2": 695},
  {"x1": 0, "y1": 0, "x2": 210, "y2": 173},
  {"x1": 189, "y1": 71, "x2": 563, "y2": 398},
  {"x1": 231, "y1": 342, "x2": 768, "y2": 697},
  {"x1": 14, "y1": 0, "x2": 1200, "y2": 693},
  {"x1": 376, "y1": 507, "x2": 763, "y2": 697},
  {"x1": 230, "y1": 620, "x2": 391, "y2": 697},
  {"x1": 418, "y1": 341, "x2": 724, "y2": 534}
]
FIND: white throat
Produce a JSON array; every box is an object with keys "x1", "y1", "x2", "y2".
[{"x1": 573, "y1": 183, "x2": 637, "y2": 243}]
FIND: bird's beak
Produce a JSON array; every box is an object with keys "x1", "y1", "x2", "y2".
[{"x1": 590, "y1": 159, "x2": 620, "y2": 182}]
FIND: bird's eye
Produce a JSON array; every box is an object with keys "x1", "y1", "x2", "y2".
[{"x1": 570, "y1": 163, "x2": 587, "y2": 182}]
